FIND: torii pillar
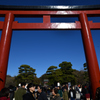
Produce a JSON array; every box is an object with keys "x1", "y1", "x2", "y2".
[
  {"x1": 0, "y1": 13, "x2": 14, "y2": 89},
  {"x1": 79, "y1": 13, "x2": 100, "y2": 99}
]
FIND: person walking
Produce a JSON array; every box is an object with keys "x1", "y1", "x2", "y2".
[
  {"x1": 68, "y1": 86, "x2": 76, "y2": 100},
  {"x1": 8, "y1": 85, "x2": 15, "y2": 100},
  {"x1": 23, "y1": 83, "x2": 36, "y2": 100},
  {"x1": 63, "y1": 87, "x2": 68, "y2": 100},
  {"x1": 0, "y1": 88, "x2": 10, "y2": 100},
  {"x1": 15, "y1": 82, "x2": 26, "y2": 100},
  {"x1": 52, "y1": 88, "x2": 61, "y2": 100},
  {"x1": 37, "y1": 85, "x2": 48, "y2": 100},
  {"x1": 57, "y1": 86, "x2": 63, "y2": 100}
]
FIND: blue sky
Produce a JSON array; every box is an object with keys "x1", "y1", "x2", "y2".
[{"x1": 0, "y1": 0, "x2": 100, "y2": 78}]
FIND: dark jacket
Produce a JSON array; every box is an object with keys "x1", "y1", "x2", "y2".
[
  {"x1": 58, "y1": 89, "x2": 63, "y2": 97},
  {"x1": 9, "y1": 89, "x2": 14, "y2": 100},
  {"x1": 68, "y1": 89, "x2": 76, "y2": 99},
  {"x1": 23, "y1": 91, "x2": 35, "y2": 100},
  {"x1": 38, "y1": 91, "x2": 48, "y2": 100}
]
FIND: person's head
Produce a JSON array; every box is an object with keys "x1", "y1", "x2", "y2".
[
  {"x1": 57, "y1": 86, "x2": 61, "y2": 90},
  {"x1": 21, "y1": 82, "x2": 26, "y2": 88},
  {"x1": 8, "y1": 85, "x2": 14, "y2": 93},
  {"x1": 37, "y1": 85, "x2": 43, "y2": 93},
  {"x1": 27, "y1": 83, "x2": 35, "y2": 93},
  {"x1": 62, "y1": 84, "x2": 65, "y2": 87},
  {"x1": 64, "y1": 87, "x2": 67, "y2": 91},
  {"x1": 52, "y1": 88, "x2": 58, "y2": 96},
  {"x1": 57, "y1": 86, "x2": 59, "y2": 89},
  {"x1": 8, "y1": 85, "x2": 14, "y2": 89},
  {"x1": 70, "y1": 86, "x2": 72, "y2": 90},
  {"x1": 0, "y1": 88, "x2": 10, "y2": 98}
]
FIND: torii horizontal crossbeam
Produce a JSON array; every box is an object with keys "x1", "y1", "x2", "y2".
[{"x1": 0, "y1": 5, "x2": 100, "y2": 100}]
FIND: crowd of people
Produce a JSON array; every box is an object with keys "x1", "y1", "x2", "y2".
[{"x1": 0, "y1": 82, "x2": 100, "y2": 100}]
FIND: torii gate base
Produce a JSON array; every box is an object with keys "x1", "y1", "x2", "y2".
[{"x1": 0, "y1": 5, "x2": 100, "y2": 99}]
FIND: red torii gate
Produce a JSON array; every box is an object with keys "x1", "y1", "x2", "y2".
[{"x1": 0, "y1": 5, "x2": 100, "y2": 99}]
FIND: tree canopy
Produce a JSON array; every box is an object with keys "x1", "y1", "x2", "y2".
[
  {"x1": 15, "y1": 65, "x2": 40, "y2": 85},
  {"x1": 83, "y1": 63, "x2": 89, "y2": 83},
  {"x1": 46, "y1": 61, "x2": 76, "y2": 85},
  {"x1": 6, "y1": 62, "x2": 89, "y2": 87}
]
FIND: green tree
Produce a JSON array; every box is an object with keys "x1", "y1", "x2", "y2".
[
  {"x1": 83, "y1": 63, "x2": 89, "y2": 83},
  {"x1": 46, "y1": 66, "x2": 57, "y2": 75},
  {"x1": 39, "y1": 74, "x2": 48, "y2": 85},
  {"x1": 15, "y1": 65, "x2": 40, "y2": 85},
  {"x1": 46, "y1": 66, "x2": 63, "y2": 85},
  {"x1": 59, "y1": 61, "x2": 73, "y2": 74},
  {"x1": 72, "y1": 69, "x2": 86, "y2": 85},
  {"x1": 59, "y1": 61, "x2": 76, "y2": 85},
  {"x1": 46, "y1": 66, "x2": 58, "y2": 85},
  {"x1": 53, "y1": 69, "x2": 63, "y2": 82},
  {"x1": 84, "y1": 63, "x2": 88, "y2": 70}
]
